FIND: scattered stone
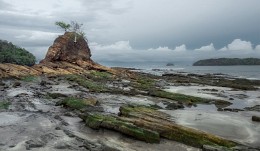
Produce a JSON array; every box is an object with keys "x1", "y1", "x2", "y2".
[
  {"x1": 0, "y1": 81, "x2": 5, "y2": 86},
  {"x1": 82, "y1": 112, "x2": 160, "y2": 143},
  {"x1": 25, "y1": 139, "x2": 45, "y2": 150},
  {"x1": 165, "y1": 102, "x2": 184, "y2": 110},
  {"x1": 81, "y1": 105, "x2": 236, "y2": 148},
  {"x1": 155, "y1": 80, "x2": 168, "y2": 88},
  {"x1": 217, "y1": 108, "x2": 224, "y2": 111},
  {"x1": 245, "y1": 105, "x2": 260, "y2": 112},
  {"x1": 202, "y1": 145, "x2": 228, "y2": 151},
  {"x1": 40, "y1": 80, "x2": 47, "y2": 86},
  {"x1": 223, "y1": 108, "x2": 244, "y2": 112},
  {"x1": 9, "y1": 144, "x2": 15, "y2": 148},
  {"x1": 47, "y1": 92, "x2": 68, "y2": 99},
  {"x1": 63, "y1": 129, "x2": 75, "y2": 138},
  {"x1": 252, "y1": 116, "x2": 260, "y2": 122},
  {"x1": 214, "y1": 100, "x2": 232, "y2": 109},
  {"x1": 201, "y1": 88, "x2": 218, "y2": 92},
  {"x1": 231, "y1": 94, "x2": 249, "y2": 99},
  {"x1": 83, "y1": 98, "x2": 99, "y2": 106},
  {"x1": 232, "y1": 145, "x2": 260, "y2": 151},
  {"x1": 54, "y1": 142, "x2": 71, "y2": 149},
  {"x1": 13, "y1": 81, "x2": 21, "y2": 87}
]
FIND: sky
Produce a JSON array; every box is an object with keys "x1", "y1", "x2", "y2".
[{"x1": 0, "y1": 0, "x2": 260, "y2": 65}]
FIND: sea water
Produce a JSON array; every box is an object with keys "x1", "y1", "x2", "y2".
[{"x1": 99, "y1": 61, "x2": 260, "y2": 80}]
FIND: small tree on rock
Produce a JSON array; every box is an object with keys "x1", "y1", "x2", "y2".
[
  {"x1": 55, "y1": 21, "x2": 87, "y2": 42},
  {"x1": 55, "y1": 21, "x2": 71, "y2": 32},
  {"x1": 70, "y1": 21, "x2": 84, "y2": 43}
]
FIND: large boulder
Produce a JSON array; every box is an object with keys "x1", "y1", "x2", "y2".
[{"x1": 40, "y1": 32, "x2": 92, "y2": 63}]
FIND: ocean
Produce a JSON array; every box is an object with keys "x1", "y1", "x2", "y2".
[{"x1": 98, "y1": 61, "x2": 260, "y2": 80}]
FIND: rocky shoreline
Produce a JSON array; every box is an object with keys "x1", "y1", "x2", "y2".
[
  {"x1": 0, "y1": 68, "x2": 260, "y2": 151},
  {"x1": 1, "y1": 32, "x2": 260, "y2": 151}
]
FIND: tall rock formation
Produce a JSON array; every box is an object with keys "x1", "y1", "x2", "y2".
[
  {"x1": 0, "y1": 32, "x2": 114, "y2": 78},
  {"x1": 40, "y1": 32, "x2": 92, "y2": 64}
]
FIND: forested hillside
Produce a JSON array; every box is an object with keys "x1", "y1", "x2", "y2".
[
  {"x1": 0, "y1": 40, "x2": 36, "y2": 66},
  {"x1": 193, "y1": 58, "x2": 260, "y2": 66}
]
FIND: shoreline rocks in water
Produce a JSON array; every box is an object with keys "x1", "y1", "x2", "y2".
[
  {"x1": 80, "y1": 105, "x2": 236, "y2": 148},
  {"x1": 252, "y1": 116, "x2": 260, "y2": 122},
  {"x1": 1, "y1": 31, "x2": 260, "y2": 150}
]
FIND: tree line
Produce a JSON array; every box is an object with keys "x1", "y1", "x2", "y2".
[
  {"x1": 193, "y1": 58, "x2": 260, "y2": 66},
  {"x1": 0, "y1": 40, "x2": 36, "y2": 66}
]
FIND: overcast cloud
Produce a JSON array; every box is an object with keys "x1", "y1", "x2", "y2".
[{"x1": 0, "y1": 0, "x2": 259, "y2": 64}]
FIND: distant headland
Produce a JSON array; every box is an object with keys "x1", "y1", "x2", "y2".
[{"x1": 193, "y1": 58, "x2": 260, "y2": 66}]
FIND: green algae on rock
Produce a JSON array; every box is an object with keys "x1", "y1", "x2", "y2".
[
  {"x1": 81, "y1": 113, "x2": 160, "y2": 143},
  {"x1": 119, "y1": 105, "x2": 236, "y2": 148},
  {"x1": 81, "y1": 105, "x2": 236, "y2": 148}
]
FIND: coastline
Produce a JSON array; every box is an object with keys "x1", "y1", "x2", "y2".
[{"x1": 0, "y1": 64, "x2": 260, "y2": 150}]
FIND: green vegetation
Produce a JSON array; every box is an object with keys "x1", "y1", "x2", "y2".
[
  {"x1": 148, "y1": 89, "x2": 210, "y2": 104},
  {"x1": 47, "y1": 93, "x2": 67, "y2": 99},
  {"x1": 163, "y1": 73, "x2": 259, "y2": 90},
  {"x1": 130, "y1": 74, "x2": 156, "y2": 91},
  {"x1": 0, "y1": 40, "x2": 36, "y2": 66},
  {"x1": 82, "y1": 105, "x2": 236, "y2": 147},
  {"x1": 0, "y1": 101, "x2": 11, "y2": 109},
  {"x1": 82, "y1": 113, "x2": 160, "y2": 143},
  {"x1": 88, "y1": 71, "x2": 113, "y2": 81},
  {"x1": 55, "y1": 21, "x2": 87, "y2": 41},
  {"x1": 66, "y1": 74, "x2": 108, "y2": 92},
  {"x1": 119, "y1": 105, "x2": 236, "y2": 148},
  {"x1": 21, "y1": 76, "x2": 37, "y2": 82},
  {"x1": 193, "y1": 58, "x2": 260, "y2": 66},
  {"x1": 55, "y1": 21, "x2": 71, "y2": 32},
  {"x1": 59, "y1": 97, "x2": 90, "y2": 110}
]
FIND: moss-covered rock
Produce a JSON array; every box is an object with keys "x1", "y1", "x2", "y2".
[
  {"x1": 0, "y1": 100, "x2": 11, "y2": 109},
  {"x1": 65, "y1": 74, "x2": 108, "y2": 92},
  {"x1": 57, "y1": 97, "x2": 98, "y2": 110},
  {"x1": 81, "y1": 113, "x2": 160, "y2": 143},
  {"x1": 119, "y1": 105, "x2": 236, "y2": 148},
  {"x1": 148, "y1": 89, "x2": 211, "y2": 104}
]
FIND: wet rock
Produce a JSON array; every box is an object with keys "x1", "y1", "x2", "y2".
[
  {"x1": 201, "y1": 88, "x2": 218, "y2": 92},
  {"x1": 82, "y1": 113, "x2": 160, "y2": 143},
  {"x1": 202, "y1": 145, "x2": 228, "y2": 151},
  {"x1": 165, "y1": 102, "x2": 184, "y2": 110},
  {"x1": 25, "y1": 139, "x2": 45, "y2": 150},
  {"x1": 217, "y1": 108, "x2": 224, "y2": 111},
  {"x1": 214, "y1": 100, "x2": 232, "y2": 109},
  {"x1": 54, "y1": 142, "x2": 71, "y2": 149},
  {"x1": 232, "y1": 145, "x2": 260, "y2": 151},
  {"x1": 13, "y1": 81, "x2": 21, "y2": 87},
  {"x1": 223, "y1": 108, "x2": 244, "y2": 112},
  {"x1": 155, "y1": 80, "x2": 168, "y2": 88},
  {"x1": 83, "y1": 98, "x2": 99, "y2": 106},
  {"x1": 81, "y1": 105, "x2": 236, "y2": 148},
  {"x1": 121, "y1": 79, "x2": 130, "y2": 87},
  {"x1": 40, "y1": 80, "x2": 48, "y2": 86},
  {"x1": 47, "y1": 92, "x2": 68, "y2": 99},
  {"x1": 82, "y1": 140, "x2": 104, "y2": 151},
  {"x1": 231, "y1": 94, "x2": 249, "y2": 99},
  {"x1": 0, "y1": 81, "x2": 5, "y2": 86},
  {"x1": 63, "y1": 129, "x2": 76, "y2": 138},
  {"x1": 40, "y1": 133, "x2": 58, "y2": 143},
  {"x1": 245, "y1": 105, "x2": 260, "y2": 112},
  {"x1": 252, "y1": 116, "x2": 260, "y2": 122}
]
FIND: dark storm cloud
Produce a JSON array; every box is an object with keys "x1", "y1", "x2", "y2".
[{"x1": 0, "y1": 0, "x2": 259, "y2": 62}]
